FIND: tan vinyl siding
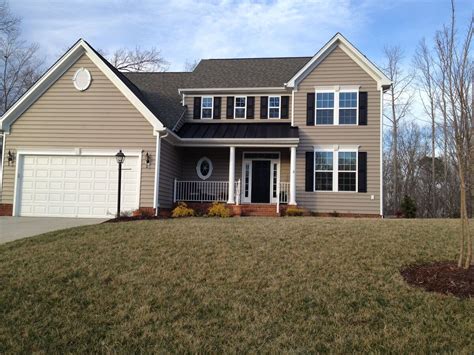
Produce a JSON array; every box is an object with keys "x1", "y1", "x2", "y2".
[
  {"x1": 158, "y1": 139, "x2": 182, "y2": 208},
  {"x1": 183, "y1": 94, "x2": 292, "y2": 121},
  {"x1": 1, "y1": 54, "x2": 157, "y2": 207},
  {"x1": 294, "y1": 46, "x2": 381, "y2": 214}
]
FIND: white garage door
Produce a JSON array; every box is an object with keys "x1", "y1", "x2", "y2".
[{"x1": 17, "y1": 154, "x2": 140, "y2": 218}]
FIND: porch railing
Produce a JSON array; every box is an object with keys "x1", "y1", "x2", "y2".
[
  {"x1": 174, "y1": 179, "x2": 241, "y2": 204},
  {"x1": 279, "y1": 182, "x2": 290, "y2": 204}
]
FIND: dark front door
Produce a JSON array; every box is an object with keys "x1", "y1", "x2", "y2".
[{"x1": 251, "y1": 160, "x2": 271, "y2": 203}]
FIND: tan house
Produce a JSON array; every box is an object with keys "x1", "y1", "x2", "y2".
[{"x1": 0, "y1": 33, "x2": 391, "y2": 218}]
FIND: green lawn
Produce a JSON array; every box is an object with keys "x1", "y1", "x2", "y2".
[{"x1": 0, "y1": 218, "x2": 472, "y2": 353}]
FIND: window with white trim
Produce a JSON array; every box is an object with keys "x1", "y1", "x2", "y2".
[
  {"x1": 338, "y1": 151, "x2": 357, "y2": 191},
  {"x1": 234, "y1": 96, "x2": 246, "y2": 119},
  {"x1": 201, "y1": 97, "x2": 213, "y2": 119},
  {"x1": 196, "y1": 157, "x2": 213, "y2": 180},
  {"x1": 314, "y1": 149, "x2": 358, "y2": 192},
  {"x1": 339, "y1": 92, "x2": 358, "y2": 125},
  {"x1": 268, "y1": 96, "x2": 281, "y2": 119},
  {"x1": 316, "y1": 92, "x2": 334, "y2": 124},
  {"x1": 314, "y1": 151, "x2": 333, "y2": 191}
]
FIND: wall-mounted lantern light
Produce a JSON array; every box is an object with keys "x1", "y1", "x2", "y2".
[
  {"x1": 145, "y1": 152, "x2": 151, "y2": 168},
  {"x1": 7, "y1": 150, "x2": 14, "y2": 166}
]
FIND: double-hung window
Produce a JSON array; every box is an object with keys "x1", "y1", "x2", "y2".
[
  {"x1": 268, "y1": 96, "x2": 281, "y2": 119},
  {"x1": 339, "y1": 92, "x2": 358, "y2": 124},
  {"x1": 201, "y1": 96, "x2": 213, "y2": 119},
  {"x1": 316, "y1": 92, "x2": 334, "y2": 124},
  {"x1": 314, "y1": 148, "x2": 358, "y2": 192},
  {"x1": 314, "y1": 151, "x2": 334, "y2": 191},
  {"x1": 314, "y1": 88, "x2": 359, "y2": 125},
  {"x1": 338, "y1": 151, "x2": 357, "y2": 191},
  {"x1": 234, "y1": 96, "x2": 246, "y2": 119}
]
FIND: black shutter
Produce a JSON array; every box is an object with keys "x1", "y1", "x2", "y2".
[
  {"x1": 359, "y1": 92, "x2": 368, "y2": 125},
  {"x1": 305, "y1": 151, "x2": 314, "y2": 192},
  {"x1": 281, "y1": 96, "x2": 289, "y2": 119},
  {"x1": 358, "y1": 152, "x2": 367, "y2": 193},
  {"x1": 247, "y1": 96, "x2": 255, "y2": 119},
  {"x1": 307, "y1": 93, "x2": 315, "y2": 125},
  {"x1": 226, "y1": 96, "x2": 234, "y2": 119},
  {"x1": 213, "y1": 97, "x2": 221, "y2": 119},
  {"x1": 193, "y1": 97, "x2": 201, "y2": 119},
  {"x1": 260, "y1": 96, "x2": 268, "y2": 119}
]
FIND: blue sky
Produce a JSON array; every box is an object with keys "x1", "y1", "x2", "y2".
[{"x1": 11, "y1": 0, "x2": 473, "y2": 71}]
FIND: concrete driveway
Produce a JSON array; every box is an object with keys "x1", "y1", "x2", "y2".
[{"x1": 0, "y1": 217, "x2": 108, "y2": 244}]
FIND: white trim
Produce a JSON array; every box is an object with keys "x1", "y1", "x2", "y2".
[
  {"x1": 380, "y1": 89, "x2": 384, "y2": 217},
  {"x1": 153, "y1": 134, "x2": 161, "y2": 211},
  {"x1": 234, "y1": 96, "x2": 247, "y2": 119},
  {"x1": 0, "y1": 132, "x2": 6, "y2": 193},
  {"x1": 268, "y1": 95, "x2": 281, "y2": 119},
  {"x1": 196, "y1": 156, "x2": 213, "y2": 180},
  {"x1": 291, "y1": 90, "x2": 295, "y2": 126},
  {"x1": 12, "y1": 148, "x2": 142, "y2": 217},
  {"x1": 201, "y1": 96, "x2": 214, "y2": 119},
  {"x1": 72, "y1": 67, "x2": 92, "y2": 91},
  {"x1": 241, "y1": 151, "x2": 280, "y2": 204},
  {"x1": 178, "y1": 87, "x2": 286, "y2": 93},
  {"x1": 286, "y1": 33, "x2": 392, "y2": 90},
  {"x1": 0, "y1": 39, "x2": 164, "y2": 133},
  {"x1": 314, "y1": 88, "x2": 359, "y2": 126}
]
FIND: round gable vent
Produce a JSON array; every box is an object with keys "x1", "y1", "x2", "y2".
[{"x1": 72, "y1": 67, "x2": 92, "y2": 91}]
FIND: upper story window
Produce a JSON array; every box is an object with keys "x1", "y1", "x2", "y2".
[
  {"x1": 339, "y1": 92, "x2": 358, "y2": 125},
  {"x1": 314, "y1": 88, "x2": 359, "y2": 125},
  {"x1": 201, "y1": 96, "x2": 213, "y2": 119},
  {"x1": 268, "y1": 96, "x2": 281, "y2": 119},
  {"x1": 316, "y1": 92, "x2": 334, "y2": 124},
  {"x1": 234, "y1": 96, "x2": 246, "y2": 119}
]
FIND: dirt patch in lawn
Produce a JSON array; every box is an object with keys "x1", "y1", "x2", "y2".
[{"x1": 401, "y1": 261, "x2": 473, "y2": 298}]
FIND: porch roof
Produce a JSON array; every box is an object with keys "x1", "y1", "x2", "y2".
[{"x1": 176, "y1": 123, "x2": 299, "y2": 140}]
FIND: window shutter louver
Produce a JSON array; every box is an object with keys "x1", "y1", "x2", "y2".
[
  {"x1": 226, "y1": 96, "x2": 234, "y2": 119},
  {"x1": 305, "y1": 151, "x2": 314, "y2": 192},
  {"x1": 359, "y1": 92, "x2": 368, "y2": 125},
  {"x1": 358, "y1": 152, "x2": 367, "y2": 193},
  {"x1": 281, "y1": 96, "x2": 289, "y2": 119},
  {"x1": 307, "y1": 93, "x2": 315, "y2": 125},
  {"x1": 260, "y1": 96, "x2": 268, "y2": 119},
  {"x1": 247, "y1": 96, "x2": 255, "y2": 119},
  {"x1": 193, "y1": 97, "x2": 201, "y2": 119},
  {"x1": 213, "y1": 97, "x2": 221, "y2": 119}
]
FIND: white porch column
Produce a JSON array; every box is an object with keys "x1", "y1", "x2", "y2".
[
  {"x1": 289, "y1": 146, "x2": 297, "y2": 205},
  {"x1": 227, "y1": 146, "x2": 236, "y2": 204}
]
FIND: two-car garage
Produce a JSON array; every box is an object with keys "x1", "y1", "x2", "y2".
[{"x1": 14, "y1": 152, "x2": 140, "y2": 218}]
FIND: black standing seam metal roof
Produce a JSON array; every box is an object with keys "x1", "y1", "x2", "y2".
[{"x1": 176, "y1": 123, "x2": 299, "y2": 140}]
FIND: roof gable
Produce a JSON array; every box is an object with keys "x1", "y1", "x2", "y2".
[
  {"x1": 286, "y1": 33, "x2": 391, "y2": 90},
  {"x1": 0, "y1": 39, "x2": 164, "y2": 133}
]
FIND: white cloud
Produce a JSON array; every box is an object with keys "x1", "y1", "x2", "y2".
[{"x1": 11, "y1": 0, "x2": 379, "y2": 70}]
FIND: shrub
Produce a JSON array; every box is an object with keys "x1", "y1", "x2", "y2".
[
  {"x1": 171, "y1": 202, "x2": 195, "y2": 218},
  {"x1": 285, "y1": 206, "x2": 304, "y2": 216},
  {"x1": 207, "y1": 202, "x2": 231, "y2": 218},
  {"x1": 132, "y1": 208, "x2": 155, "y2": 218},
  {"x1": 400, "y1": 196, "x2": 417, "y2": 218}
]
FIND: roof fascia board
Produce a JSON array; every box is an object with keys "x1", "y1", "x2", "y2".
[
  {"x1": 0, "y1": 41, "x2": 85, "y2": 132},
  {"x1": 178, "y1": 87, "x2": 287, "y2": 94},
  {"x1": 1, "y1": 39, "x2": 164, "y2": 133},
  {"x1": 286, "y1": 33, "x2": 391, "y2": 90}
]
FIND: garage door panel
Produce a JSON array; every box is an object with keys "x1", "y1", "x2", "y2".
[{"x1": 18, "y1": 154, "x2": 140, "y2": 218}]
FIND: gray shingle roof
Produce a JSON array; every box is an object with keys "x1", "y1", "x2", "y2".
[{"x1": 123, "y1": 56, "x2": 311, "y2": 128}]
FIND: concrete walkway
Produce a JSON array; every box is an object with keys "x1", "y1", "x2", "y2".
[{"x1": 0, "y1": 217, "x2": 108, "y2": 244}]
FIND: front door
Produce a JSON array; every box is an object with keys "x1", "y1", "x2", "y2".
[{"x1": 251, "y1": 160, "x2": 271, "y2": 203}]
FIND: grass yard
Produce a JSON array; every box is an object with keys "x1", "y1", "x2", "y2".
[{"x1": 0, "y1": 218, "x2": 473, "y2": 353}]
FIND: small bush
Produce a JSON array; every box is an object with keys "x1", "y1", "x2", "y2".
[
  {"x1": 171, "y1": 202, "x2": 195, "y2": 218},
  {"x1": 132, "y1": 208, "x2": 155, "y2": 218},
  {"x1": 401, "y1": 195, "x2": 417, "y2": 218},
  {"x1": 207, "y1": 202, "x2": 231, "y2": 218},
  {"x1": 285, "y1": 206, "x2": 304, "y2": 216}
]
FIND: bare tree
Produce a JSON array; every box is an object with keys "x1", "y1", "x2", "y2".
[
  {"x1": 433, "y1": 1, "x2": 473, "y2": 268},
  {"x1": 107, "y1": 46, "x2": 169, "y2": 72},
  {"x1": 0, "y1": 1, "x2": 43, "y2": 115},
  {"x1": 184, "y1": 58, "x2": 199, "y2": 72},
  {"x1": 383, "y1": 46, "x2": 415, "y2": 214}
]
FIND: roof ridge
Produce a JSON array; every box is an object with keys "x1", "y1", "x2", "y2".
[{"x1": 200, "y1": 56, "x2": 312, "y2": 61}]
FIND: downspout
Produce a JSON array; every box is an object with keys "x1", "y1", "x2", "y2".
[
  {"x1": 0, "y1": 131, "x2": 6, "y2": 197},
  {"x1": 153, "y1": 129, "x2": 169, "y2": 216}
]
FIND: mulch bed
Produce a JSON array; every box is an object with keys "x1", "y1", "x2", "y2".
[
  {"x1": 401, "y1": 261, "x2": 473, "y2": 299},
  {"x1": 103, "y1": 216, "x2": 162, "y2": 223}
]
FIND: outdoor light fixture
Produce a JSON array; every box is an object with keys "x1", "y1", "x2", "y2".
[
  {"x1": 115, "y1": 150, "x2": 126, "y2": 218},
  {"x1": 145, "y1": 152, "x2": 151, "y2": 168},
  {"x1": 7, "y1": 150, "x2": 14, "y2": 166}
]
